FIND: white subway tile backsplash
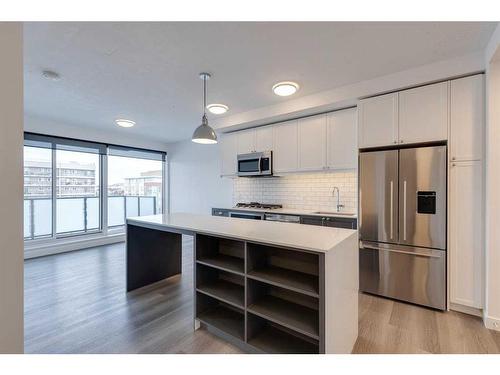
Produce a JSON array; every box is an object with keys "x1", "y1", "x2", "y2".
[{"x1": 232, "y1": 171, "x2": 358, "y2": 213}]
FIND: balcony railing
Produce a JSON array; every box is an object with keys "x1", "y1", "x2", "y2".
[{"x1": 24, "y1": 195, "x2": 157, "y2": 240}]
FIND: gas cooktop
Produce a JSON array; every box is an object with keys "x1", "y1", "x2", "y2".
[{"x1": 235, "y1": 202, "x2": 283, "y2": 210}]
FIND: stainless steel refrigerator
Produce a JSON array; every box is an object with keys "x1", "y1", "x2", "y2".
[{"x1": 359, "y1": 145, "x2": 447, "y2": 310}]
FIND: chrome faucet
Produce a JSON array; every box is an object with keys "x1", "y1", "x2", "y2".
[{"x1": 332, "y1": 186, "x2": 344, "y2": 212}]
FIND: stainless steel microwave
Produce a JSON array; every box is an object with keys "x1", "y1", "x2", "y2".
[{"x1": 237, "y1": 151, "x2": 272, "y2": 177}]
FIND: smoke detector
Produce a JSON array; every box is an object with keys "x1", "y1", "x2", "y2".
[{"x1": 42, "y1": 70, "x2": 61, "y2": 81}]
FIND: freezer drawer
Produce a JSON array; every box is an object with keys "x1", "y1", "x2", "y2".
[{"x1": 359, "y1": 241, "x2": 446, "y2": 310}]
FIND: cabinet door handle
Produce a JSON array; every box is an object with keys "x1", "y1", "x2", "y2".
[{"x1": 451, "y1": 157, "x2": 456, "y2": 161}]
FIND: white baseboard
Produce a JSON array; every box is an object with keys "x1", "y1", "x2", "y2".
[
  {"x1": 449, "y1": 303, "x2": 483, "y2": 317},
  {"x1": 484, "y1": 316, "x2": 500, "y2": 331},
  {"x1": 24, "y1": 233, "x2": 125, "y2": 259}
]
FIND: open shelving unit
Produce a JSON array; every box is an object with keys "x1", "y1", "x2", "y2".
[{"x1": 194, "y1": 234, "x2": 323, "y2": 354}]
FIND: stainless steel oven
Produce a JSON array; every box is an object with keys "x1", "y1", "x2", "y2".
[{"x1": 237, "y1": 151, "x2": 272, "y2": 177}]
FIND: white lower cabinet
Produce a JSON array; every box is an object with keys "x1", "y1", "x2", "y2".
[{"x1": 449, "y1": 160, "x2": 483, "y2": 308}]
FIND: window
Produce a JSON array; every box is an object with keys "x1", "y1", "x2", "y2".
[
  {"x1": 56, "y1": 149, "x2": 101, "y2": 235},
  {"x1": 107, "y1": 146, "x2": 164, "y2": 227},
  {"x1": 23, "y1": 133, "x2": 166, "y2": 243},
  {"x1": 24, "y1": 146, "x2": 53, "y2": 240}
]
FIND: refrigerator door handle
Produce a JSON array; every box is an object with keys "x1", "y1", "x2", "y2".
[
  {"x1": 390, "y1": 180, "x2": 394, "y2": 240},
  {"x1": 359, "y1": 189, "x2": 362, "y2": 229},
  {"x1": 360, "y1": 243, "x2": 441, "y2": 259},
  {"x1": 403, "y1": 180, "x2": 407, "y2": 241}
]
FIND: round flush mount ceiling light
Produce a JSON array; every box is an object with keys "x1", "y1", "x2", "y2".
[
  {"x1": 115, "y1": 119, "x2": 136, "y2": 128},
  {"x1": 207, "y1": 103, "x2": 229, "y2": 115},
  {"x1": 42, "y1": 70, "x2": 61, "y2": 81},
  {"x1": 272, "y1": 81, "x2": 299, "y2": 96}
]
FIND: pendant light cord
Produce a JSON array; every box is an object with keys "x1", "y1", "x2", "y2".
[{"x1": 203, "y1": 75, "x2": 207, "y2": 117}]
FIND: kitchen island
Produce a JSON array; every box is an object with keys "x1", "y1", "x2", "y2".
[{"x1": 126, "y1": 213, "x2": 358, "y2": 354}]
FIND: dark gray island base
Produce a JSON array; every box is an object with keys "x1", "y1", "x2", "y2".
[
  {"x1": 126, "y1": 213, "x2": 358, "y2": 354},
  {"x1": 126, "y1": 224, "x2": 183, "y2": 292}
]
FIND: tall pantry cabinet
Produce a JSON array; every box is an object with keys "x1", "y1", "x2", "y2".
[{"x1": 449, "y1": 74, "x2": 485, "y2": 310}]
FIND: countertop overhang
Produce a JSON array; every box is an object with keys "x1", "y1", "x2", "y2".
[{"x1": 126, "y1": 213, "x2": 357, "y2": 253}]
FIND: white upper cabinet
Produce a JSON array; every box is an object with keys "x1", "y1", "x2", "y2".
[
  {"x1": 450, "y1": 75, "x2": 484, "y2": 162},
  {"x1": 237, "y1": 129, "x2": 256, "y2": 154},
  {"x1": 327, "y1": 108, "x2": 357, "y2": 169},
  {"x1": 273, "y1": 120, "x2": 298, "y2": 173},
  {"x1": 219, "y1": 132, "x2": 238, "y2": 176},
  {"x1": 255, "y1": 126, "x2": 274, "y2": 152},
  {"x1": 298, "y1": 114, "x2": 327, "y2": 171},
  {"x1": 358, "y1": 93, "x2": 398, "y2": 148},
  {"x1": 398, "y1": 81, "x2": 448, "y2": 144},
  {"x1": 449, "y1": 160, "x2": 483, "y2": 308}
]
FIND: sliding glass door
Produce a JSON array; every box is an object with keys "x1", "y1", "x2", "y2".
[{"x1": 55, "y1": 149, "x2": 101, "y2": 235}]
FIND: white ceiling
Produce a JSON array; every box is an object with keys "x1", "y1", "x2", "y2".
[{"x1": 24, "y1": 22, "x2": 497, "y2": 143}]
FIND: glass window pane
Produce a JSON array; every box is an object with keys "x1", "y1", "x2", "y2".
[
  {"x1": 139, "y1": 197, "x2": 155, "y2": 216},
  {"x1": 108, "y1": 196, "x2": 125, "y2": 226},
  {"x1": 125, "y1": 196, "x2": 138, "y2": 217},
  {"x1": 24, "y1": 200, "x2": 31, "y2": 239},
  {"x1": 86, "y1": 197, "x2": 100, "y2": 230},
  {"x1": 108, "y1": 155, "x2": 163, "y2": 227},
  {"x1": 23, "y1": 146, "x2": 52, "y2": 239},
  {"x1": 33, "y1": 198, "x2": 52, "y2": 237},
  {"x1": 56, "y1": 150, "x2": 100, "y2": 235},
  {"x1": 57, "y1": 198, "x2": 85, "y2": 233}
]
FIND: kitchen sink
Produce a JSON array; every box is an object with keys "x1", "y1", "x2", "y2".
[{"x1": 313, "y1": 211, "x2": 356, "y2": 216}]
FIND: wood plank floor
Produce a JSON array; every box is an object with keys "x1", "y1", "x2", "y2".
[{"x1": 24, "y1": 236, "x2": 500, "y2": 354}]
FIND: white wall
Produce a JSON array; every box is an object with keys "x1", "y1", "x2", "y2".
[
  {"x1": 0, "y1": 22, "x2": 24, "y2": 353},
  {"x1": 168, "y1": 140, "x2": 232, "y2": 214},
  {"x1": 484, "y1": 29, "x2": 500, "y2": 330}
]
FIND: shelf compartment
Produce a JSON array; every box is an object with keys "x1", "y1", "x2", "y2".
[
  {"x1": 196, "y1": 234, "x2": 244, "y2": 274},
  {"x1": 247, "y1": 267, "x2": 319, "y2": 297},
  {"x1": 247, "y1": 279, "x2": 319, "y2": 340},
  {"x1": 196, "y1": 264, "x2": 244, "y2": 308},
  {"x1": 196, "y1": 292, "x2": 244, "y2": 341},
  {"x1": 247, "y1": 243, "x2": 319, "y2": 296},
  {"x1": 247, "y1": 313, "x2": 319, "y2": 354}
]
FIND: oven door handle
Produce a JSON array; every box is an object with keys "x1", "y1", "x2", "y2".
[{"x1": 360, "y1": 244, "x2": 441, "y2": 258}]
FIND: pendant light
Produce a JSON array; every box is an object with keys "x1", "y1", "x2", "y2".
[{"x1": 192, "y1": 72, "x2": 218, "y2": 144}]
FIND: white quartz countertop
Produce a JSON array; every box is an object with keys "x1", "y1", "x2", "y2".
[
  {"x1": 127, "y1": 213, "x2": 357, "y2": 253},
  {"x1": 214, "y1": 206, "x2": 357, "y2": 219}
]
